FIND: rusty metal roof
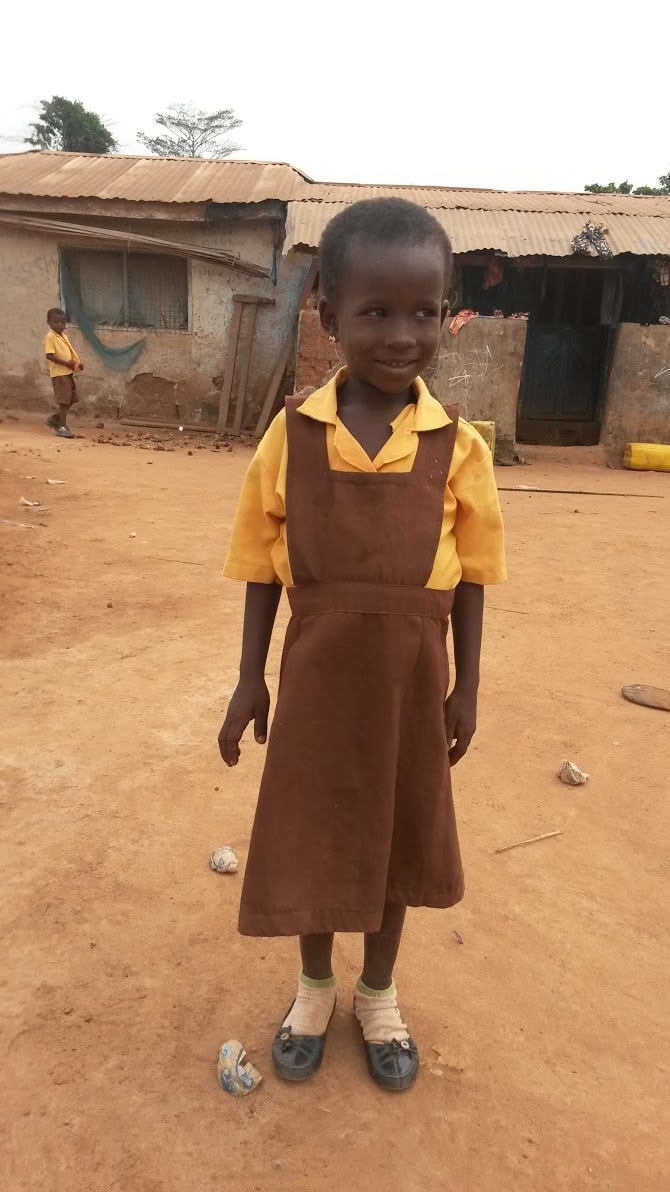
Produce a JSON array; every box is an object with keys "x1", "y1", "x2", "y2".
[
  {"x1": 0, "y1": 151, "x2": 312, "y2": 204},
  {"x1": 285, "y1": 202, "x2": 670, "y2": 258},
  {"x1": 1, "y1": 152, "x2": 669, "y2": 256}
]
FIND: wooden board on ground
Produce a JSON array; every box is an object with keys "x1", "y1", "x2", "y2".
[{"x1": 621, "y1": 684, "x2": 670, "y2": 712}]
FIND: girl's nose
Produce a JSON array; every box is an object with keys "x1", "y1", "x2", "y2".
[{"x1": 385, "y1": 321, "x2": 416, "y2": 349}]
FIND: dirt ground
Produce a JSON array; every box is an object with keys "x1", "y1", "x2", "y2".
[{"x1": 1, "y1": 412, "x2": 668, "y2": 1192}]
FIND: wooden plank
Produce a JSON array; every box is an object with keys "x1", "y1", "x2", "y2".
[
  {"x1": 253, "y1": 259, "x2": 318, "y2": 439},
  {"x1": 217, "y1": 299, "x2": 244, "y2": 433},
  {"x1": 233, "y1": 304, "x2": 259, "y2": 435}
]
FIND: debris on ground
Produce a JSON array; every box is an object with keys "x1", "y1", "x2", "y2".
[
  {"x1": 129, "y1": 532, "x2": 137, "y2": 539},
  {"x1": 46, "y1": 478, "x2": 65, "y2": 485},
  {"x1": 558, "y1": 760, "x2": 589, "y2": 786},
  {"x1": 453, "y1": 930, "x2": 464, "y2": 944},
  {"x1": 431, "y1": 1046, "x2": 466, "y2": 1072},
  {"x1": 621, "y1": 684, "x2": 670, "y2": 712},
  {"x1": 210, "y1": 846, "x2": 239, "y2": 874},
  {"x1": 19, "y1": 497, "x2": 40, "y2": 507},
  {"x1": 217, "y1": 1040, "x2": 262, "y2": 1096},
  {"x1": 495, "y1": 830, "x2": 563, "y2": 854}
]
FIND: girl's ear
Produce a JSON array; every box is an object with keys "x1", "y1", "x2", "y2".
[
  {"x1": 440, "y1": 300, "x2": 450, "y2": 327},
  {"x1": 319, "y1": 296, "x2": 337, "y2": 339}
]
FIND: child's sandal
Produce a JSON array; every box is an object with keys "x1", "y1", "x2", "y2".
[
  {"x1": 363, "y1": 1035, "x2": 419, "y2": 1091},
  {"x1": 271, "y1": 1000, "x2": 336, "y2": 1082}
]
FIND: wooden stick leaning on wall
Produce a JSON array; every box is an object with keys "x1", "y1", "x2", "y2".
[{"x1": 217, "y1": 295, "x2": 275, "y2": 434}]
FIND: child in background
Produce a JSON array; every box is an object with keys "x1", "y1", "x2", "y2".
[
  {"x1": 219, "y1": 198, "x2": 506, "y2": 1091},
  {"x1": 43, "y1": 308, "x2": 83, "y2": 439}
]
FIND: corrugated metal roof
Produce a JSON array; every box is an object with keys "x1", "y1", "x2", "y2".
[
  {"x1": 0, "y1": 151, "x2": 312, "y2": 204},
  {"x1": 284, "y1": 203, "x2": 670, "y2": 258},
  {"x1": 1, "y1": 152, "x2": 669, "y2": 257}
]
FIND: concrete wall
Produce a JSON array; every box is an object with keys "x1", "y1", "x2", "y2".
[
  {"x1": 601, "y1": 324, "x2": 670, "y2": 463},
  {"x1": 0, "y1": 221, "x2": 314, "y2": 425},
  {"x1": 430, "y1": 317, "x2": 527, "y2": 461}
]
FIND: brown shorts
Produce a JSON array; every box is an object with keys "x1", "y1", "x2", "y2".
[{"x1": 52, "y1": 374, "x2": 77, "y2": 406}]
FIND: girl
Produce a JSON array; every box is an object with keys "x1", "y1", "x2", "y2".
[{"x1": 219, "y1": 198, "x2": 506, "y2": 1092}]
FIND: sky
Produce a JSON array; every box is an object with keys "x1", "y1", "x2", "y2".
[{"x1": 1, "y1": 0, "x2": 667, "y2": 192}]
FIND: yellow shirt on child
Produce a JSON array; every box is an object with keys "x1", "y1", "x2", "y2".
[
  {"x1": 43, "y1": 330, "x2": 81, "y2": 377},
  {"x1": 224, "y1": 371, "x2": 507, "y2": 591}
]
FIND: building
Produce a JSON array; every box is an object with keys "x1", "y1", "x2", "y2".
[{"x1": 1, "y1": 151, "x2": 669, "y2": 458}]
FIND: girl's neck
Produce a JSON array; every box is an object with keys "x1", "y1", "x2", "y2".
[{"x1": 337, "y1": 373, "x2": 416, "y2": 423}]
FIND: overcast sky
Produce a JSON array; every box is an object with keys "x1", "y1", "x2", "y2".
[{"x1": 1, "y1": 0, "x2": 666, "y2": 192}]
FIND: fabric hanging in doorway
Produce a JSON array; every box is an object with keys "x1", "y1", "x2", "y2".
[{"x1": 600, "y1": 272, "x2": 623, "y2": 325}]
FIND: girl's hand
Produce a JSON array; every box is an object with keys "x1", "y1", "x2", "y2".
[
  {"x1": 218, "y1": 678, "x2": 270, "y2": 767},
  {"x1": 444, "y1": 685, "x2": 478, "y2": 766}
]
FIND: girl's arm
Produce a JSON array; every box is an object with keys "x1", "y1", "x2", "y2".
[
  {"x1": 445, "y1": 581, "x2": 484, "y2": 765},
  {"x1": 218, "y1": 581, "x2": 282, "y2": 767}
]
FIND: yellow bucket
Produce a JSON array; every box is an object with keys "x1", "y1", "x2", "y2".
[
  {"x1": 623, "y1": 443, "x2": 670, "y2": 472},
  {"x1": 470, "y1": 420, "x2": 496, "y2": 457}
]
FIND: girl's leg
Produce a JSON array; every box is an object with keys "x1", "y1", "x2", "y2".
[
  {"x1": 362, "y1": 903, "x2": 406, "y2": 990},
  {"x1": 356, "y1": 902, "x2": 418, "y2": 1090},
  {"x1": 300, "y1": 932, "x2": 334, "y2": 980},
  {"x1": 273, "y1": 934, "x2": 337, "y2": 1081}
]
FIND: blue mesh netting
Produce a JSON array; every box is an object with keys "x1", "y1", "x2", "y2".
[{"x1": 61, "y1": 260, "x2": 146, "y2": 372}]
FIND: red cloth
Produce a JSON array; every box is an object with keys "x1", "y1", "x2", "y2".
[{"x1": 449, "y1": 309, "x2": 478, "y2": 337}]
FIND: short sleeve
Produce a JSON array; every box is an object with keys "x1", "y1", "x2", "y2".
[
  {"x1": 223, "y1": 412, "x2": 286, "y2": 584},
  {"x1": 43, "y1": 331, "x2": 57, "y2": 355},
  {"x1": 450, "y1": 423, "x2": 507, "y2": 585}
]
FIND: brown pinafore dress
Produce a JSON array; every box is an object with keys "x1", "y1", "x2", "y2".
[{"x1": 238, "y1": 397, "x2": 464, "y2": 937}]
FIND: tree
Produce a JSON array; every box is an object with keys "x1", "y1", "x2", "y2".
[
  {"x1": 137, "y1": 103, "x2": 242, "y2": 159},
  {"x1": 584, "y1": 181, "x2": 633, "y2": 194},
  {"x1": 584, "y1": 170, "x2": 670, "y2": 196},
  {"x1": 26, "y1": 96, "x2": 117, "y2": 153}
]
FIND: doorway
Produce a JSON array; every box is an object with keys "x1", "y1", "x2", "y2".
[{"x1": 517, "y1": 267, "x2": 616, "y2": 446}]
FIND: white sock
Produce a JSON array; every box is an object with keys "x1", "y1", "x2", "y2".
[
  {"x1": 282, "y1": 972, "x2": 337, "y2": 1037},
  {"x1": 354, "y1": 978, "x2": 410, "y2": 1044}
]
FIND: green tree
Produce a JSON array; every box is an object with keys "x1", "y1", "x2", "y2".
[
  {"x1": 584, "y1": 170, "x2": 670, "y2": 196},
  {"x1": 137, "y1": 103, "x2": 242, "y2": 158},
  {"x1": 26, "y1": 96, "x2": 117, "y2": 153},
  {"x1": 584, "y1": 180, "x2": 633, "y2": 194}
]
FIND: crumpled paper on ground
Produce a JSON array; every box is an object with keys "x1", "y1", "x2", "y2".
[
  {"x1": 210, "y1": 846, "x2": 239, "y2": 874},
  {"x1": 217, "y1": 1040, "x2": 262, "y2": 1096}
]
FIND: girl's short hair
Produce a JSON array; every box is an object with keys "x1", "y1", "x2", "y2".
[{"x1": 319, "y1": 197, "x2": 453, "y2": 300}]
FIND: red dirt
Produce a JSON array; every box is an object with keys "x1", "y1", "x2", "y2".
[{"x1": 1, "y1": 415, "x2": 668, "y2": 1192}]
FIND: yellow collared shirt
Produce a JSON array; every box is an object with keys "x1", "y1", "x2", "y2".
[
  {"x1": 224, "y1": 371, "x2": 507, "y2": 590},
  {"x1": 43, "y1": 330, "x2": 80, "y2": 378}
]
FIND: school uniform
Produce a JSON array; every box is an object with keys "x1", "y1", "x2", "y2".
[
  {"x1": 43, "y1": 329, "x2": 80, "y2": 405},
  {"x1": 224, "y1": 370, "x2": 506, "y2": 938}
]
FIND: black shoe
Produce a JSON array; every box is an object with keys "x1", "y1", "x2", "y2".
[
  {"x1": 271, "y1": 1001, "x2": 335, "y2": 1083},
  {"x1": 363, "y1": 1036, "x2": 419, "y2": 1091},
  {"x1": 45, "y1": 413, "x2": 60, "y2": 429}
]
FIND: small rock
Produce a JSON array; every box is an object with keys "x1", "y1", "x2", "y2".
[
  {"x1": 129, "y1": 532, "x2": 137, "y2": 539},
  {"x1": 96, "y1": 422, "x2": 105, "y2": 429},
  {"x1": 107, "y1": 602, "x2": 113, "y2": 609},
  {"x1": 558, "y1": 760, "x2": 589, "y2": 786}
]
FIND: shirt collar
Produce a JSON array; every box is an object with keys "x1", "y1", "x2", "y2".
[{"x1": 297, "y1": 367, "x2": 451, "y2": 431}]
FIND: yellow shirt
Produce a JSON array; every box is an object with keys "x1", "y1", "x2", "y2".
[
  {"x1": 43, "y1": 330, "x2": 81, "y2": 377},
  {"x1": 224, "y1": 371, "x2": 507, "y2": 590}
]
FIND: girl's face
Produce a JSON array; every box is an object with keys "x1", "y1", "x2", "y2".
[{"x1": 319, "y1": 239, "x2": 448, "y2": 396}]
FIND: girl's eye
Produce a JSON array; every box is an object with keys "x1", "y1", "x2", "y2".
[
  {"x1": 417, "y1": 308, "x2": 438, "y2": 318},
  {"x1": 365, "y1": 308, "x2": 385, "y2": 318}
]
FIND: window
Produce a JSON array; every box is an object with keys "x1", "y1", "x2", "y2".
[{"x1": 61, "y1": 249, "x2": 189, "y2": 331}]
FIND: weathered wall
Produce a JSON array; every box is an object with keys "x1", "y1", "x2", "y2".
[
  {"x1": 601, "y1": 325, "x2": 670, "y2": 463},
  {"x1": 0, "y1": 221, "x2": 313, "y2": 424},
  {"x1": 295, "y1": 309, "x2": 340, "y2": 391},
  {"x1": 430, "y1": 317, "x2": 527, "y2": 461}
]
